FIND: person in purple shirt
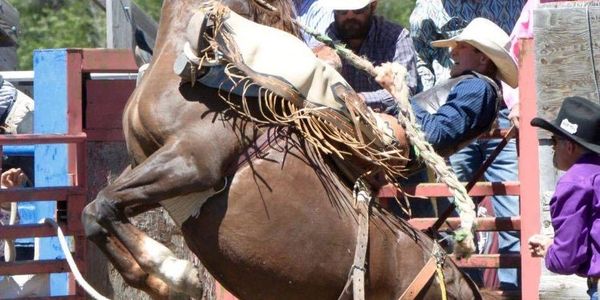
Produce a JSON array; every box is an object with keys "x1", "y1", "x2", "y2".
[{"x1": 528, "y1": 96, "x2": 600, "y2": 300}]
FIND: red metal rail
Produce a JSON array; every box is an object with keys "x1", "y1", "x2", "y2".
[
  {"x1": 370, "y1": 39, "x2": 537, "y2": 300},
  {"x1": 408, "y1": 216, "x2": 520, "y2": 231},
  {"x1": 378, "y1": 181, "x2": 520, "y2": 198}
]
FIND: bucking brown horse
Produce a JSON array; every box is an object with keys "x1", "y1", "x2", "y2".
[{"x1": 82, "y1": 0, "x2": 485, "y2": 299}]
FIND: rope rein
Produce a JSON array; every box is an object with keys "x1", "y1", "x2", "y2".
[
  {"x1": 43, "y1": 218, "x2": 110, "y2": 300},
  {"x1": 296, "y1": 21, "x2": 476, "y2": 257}
]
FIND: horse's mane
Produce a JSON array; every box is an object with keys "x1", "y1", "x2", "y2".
[{"x1": 240, "y1": 0, "x2": 301, "y2": 38}]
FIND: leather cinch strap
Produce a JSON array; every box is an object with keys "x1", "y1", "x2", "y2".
[
  {"x1": 398, "y1": 257, "x2": 437, "y2": 299},
  {"x1": 338, "y1": 179, "x2": 372, "y2": 300},
  {"x1": 399, "y1": 243, "x2": 447, "y2": 300}
]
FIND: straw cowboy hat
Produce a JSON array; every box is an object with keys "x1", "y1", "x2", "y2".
[
  {"x1": 531, "y1": 96, "x2": 600, "y2": 154},
  {"x1": 325, "y1": 0, "x2": 376, "y2": 10},
  {"x1": 431, "y1": 17, "x2": 519, "y2": 88}
]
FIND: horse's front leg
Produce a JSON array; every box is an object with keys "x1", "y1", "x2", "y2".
[
  {"x1": 83, "y1": 206, "x2": 171, "y2": 299},
  {"x1": 83, "y1": 138, "x2": 225, "y2": 299},
  {"x1": 83, "y1": 166, "x2": 172, "y2": 299}
]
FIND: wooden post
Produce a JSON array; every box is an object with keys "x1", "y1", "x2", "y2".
[
  {"x1": 533, "y1": 2, "x2": 600, "y2": 298},
  {"x1": 534, "y1": 2, "x2": 600, "y2": 126},
  {"x1": 519, "y1": 38, "x2": 541, "y2": 300},
  {"x1": 95, "y1": 0, "x2": 157, "y2": 50},
  {"x1": 32, "y1": 49, "x2": 75, "y2": 296}
]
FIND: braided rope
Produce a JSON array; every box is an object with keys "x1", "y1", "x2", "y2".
[{"x1": 297, "y1": 22, "x2": 476, "y2": 257}]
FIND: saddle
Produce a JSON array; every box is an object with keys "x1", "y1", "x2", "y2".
[
  {"x1": 175, "y1": 4, "x2": 412, "y2": 181},
  {"x1": 174, "y1": 5, "x2": 508, "y2": 188}
]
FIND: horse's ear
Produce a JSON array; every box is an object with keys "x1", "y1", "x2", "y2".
[{"x1": 248, "y1": 0, "x2": 302, "y2": 39}]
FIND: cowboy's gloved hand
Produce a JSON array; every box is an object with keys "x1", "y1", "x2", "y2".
[{"x1": 374, "y1": 62, "x2": 408, "y2": 96}]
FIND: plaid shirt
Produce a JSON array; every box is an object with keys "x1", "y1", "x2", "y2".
[
  {"x1": 293, "y1": 0, "x2": 334, "y2": 48},
  {"x1": 410, "y1": 0, "x2": 526, "y2": 91},
  {"x1": 327, "y1": 16, "x2": 419, "y2": 114}
]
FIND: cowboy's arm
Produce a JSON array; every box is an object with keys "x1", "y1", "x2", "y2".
[
  {"x1": 412, "y1": 78, "x2": 496, "y2": 149},
  {"x1": 545, "y1": 180, "x2": 594, "y2": 275},
  {"x1": 360, "y1": 29, "x2": 418, "y2": 112}
]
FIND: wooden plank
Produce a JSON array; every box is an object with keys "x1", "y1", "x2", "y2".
[
  {"x1": 0, "y1": 0, "x2": 19, "y2": 47},
  {"x1": 14, "y1": 296, "x2": 80, "y2": 300},
  {"x1": 107, "y1": 0, "x2": 134, "y2": 49},
  {"x1": 84, "y1": 79, "x2": 135, "y2": 132},
  {"x1": 79, "y1": 48, "x2": 137, "y2": 72},
  {"x1": 0, "y1": 133, "x2": 86, "y2": 145},
  {"x1": 19, "y1": 50, "x2": 78, "y2": 295},
  {"x1": 0, "y1": 187, "x2": 86, "y2": 203},
  {"x1": 539, "y1": 274, "x2": 589, "y2": 299},
  {"x1": 15, "y1": 296, "x2": 80, "y2": 300},
  {"x1": 101, "y1": 0, "x2": 157, "y2": 50},
  {"x1": 66, "y1": 194, "x2": 86, "y2": 233},
  {"x1": 534, "y1": 2, "x2": 600, "y2": 138},
  {"x1": 85, "y1": 129, "x2": 125, "y2": 141},
  {"x1": 450, "y1": 253, "x2": 521, "y2": 269},
  {"x1": 408, "y1": 217, "x2": 520, "y2": 231},
  {"x1": 0, "y1": 223, "x2": 83, "y2": 239},
  {"x1": 0, "y1": 260, "x2": 69, "y2": 276},
  {"x1": 377, "y1": 181, "x2": 520, "y2": 198},
  {"x1": 0, "y1": 223, "x2": 60, "y2": 239}
]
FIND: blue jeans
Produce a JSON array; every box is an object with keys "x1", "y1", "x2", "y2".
[
  {"x1": 448, "y1": 108, "x2": 520, "y2": 289},
  {"x1": 589, "y1": 287, "x2": 598, "y2": 300},
  {"x1": 588, "y1": 278, "x2": 598, "y2": 300}
]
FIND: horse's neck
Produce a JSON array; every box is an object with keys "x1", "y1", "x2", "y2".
[{"x1": 154, "y1": 1, "x2": 205, "y2": 55}]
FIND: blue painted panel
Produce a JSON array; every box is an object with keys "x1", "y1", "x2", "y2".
[
  {"x1": 32, "y1": 49, "x2": 69, "y2": 296},
  {"x1": 3, "y1": 145, "x2": 35, "y2": 156}
]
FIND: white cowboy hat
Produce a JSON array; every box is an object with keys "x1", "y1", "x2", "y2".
[
  {"x1": 325, "y1": 0, "x2": 376, "y2": 10},
  {"x1": 431, "y1": 17, "x2": 519, "y2": 88}
]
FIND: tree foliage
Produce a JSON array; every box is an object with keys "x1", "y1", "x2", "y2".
[
  {"x1": 377, "y1": 0, "x2": 416, "y2": 28},
  {"x1": 9, "y1": 0, "x2": 414, "y2": 70},
  {"x1": 135, "y1": 0, "x2": 163, "y2": 21},
  {"x1": 10, "y1": 0, "x2": 163, "y2": 70},
  {"x1": 10, "y1": 0, "x2": 105, "y2": 69}
]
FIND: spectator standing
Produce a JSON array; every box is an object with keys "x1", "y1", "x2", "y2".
[
  {"x1": 528, "y1": 96, "x2": 600, "y2": 300},
  {"x1": 325, "y1": 0, "x2": 419, "y2": 115}
]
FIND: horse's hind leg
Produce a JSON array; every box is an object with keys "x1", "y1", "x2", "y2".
[{"x1": 84, "y1": 140, "x2": 221, "y2": 298}]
